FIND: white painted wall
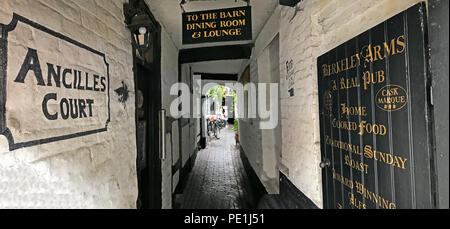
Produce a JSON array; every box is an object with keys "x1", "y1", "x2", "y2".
[
  {"x1": 160, "y1": 26, "x2": 179, "y2": 209},
  {"x1": 237, "y1": 6, "x2": 281, "y2": 194},
  {"x1": 0, "y1": 0, "x2": 136, "y2": 208},
  {"x1": 258, "y1": 35, "x2": 281, "y2": 194}
]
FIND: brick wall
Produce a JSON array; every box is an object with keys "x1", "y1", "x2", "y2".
[
  {"x1": 0, "y1": 0, "x2": 137, "y2": 208},
  {"x1": 279, "y1": 0, "x2": 427, "y2": 208}
]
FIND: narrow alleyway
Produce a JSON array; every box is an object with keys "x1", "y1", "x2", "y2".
[{"x1": 177, "y1": 127, "x2": 256, "y2": 209}]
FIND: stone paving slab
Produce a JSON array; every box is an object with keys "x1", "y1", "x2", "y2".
[{"x1": 179, "y1": 127, "x2": 254, "y2": 209}]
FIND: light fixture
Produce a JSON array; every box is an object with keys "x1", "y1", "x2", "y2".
[
  {"x1": 138, "y1": 26, "x2": 147, "y2": 35},
  {"x1": 127, "y1": 12, "x2": 154, "y2": 58}
]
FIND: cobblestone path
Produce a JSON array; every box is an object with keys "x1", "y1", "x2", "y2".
[{"x1": 179, "y1": 127, "x2": 255, "y2": 209}]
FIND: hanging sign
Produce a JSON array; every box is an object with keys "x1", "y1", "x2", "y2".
[
  {"x1": 0, "y1": 14, "x2": 110, "y2": 151},
  {"x1": 182, "y1": 6, "x2": 252, "y2": 45}
]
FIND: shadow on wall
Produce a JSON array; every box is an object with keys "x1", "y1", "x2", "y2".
[{"x1": 257, "y1": 173, "x2": 319, "y2": 209}]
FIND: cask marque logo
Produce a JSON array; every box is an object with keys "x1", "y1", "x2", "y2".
[{"x1": 375, "y1": 84, "x2": 408, "y2": 112}]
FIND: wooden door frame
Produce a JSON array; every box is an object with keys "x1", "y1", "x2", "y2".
[
  {"x1": 318, "y1": 3, "x2": 436, "y2": 209},
  {"x1": 428, "y1": 0, "x2": 449, "y2": 209},
  {"x1": 125, "y1": 0, "x2": 162, "y2": 209}
]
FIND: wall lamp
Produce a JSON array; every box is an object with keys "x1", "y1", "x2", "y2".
[{"x1": 127, "y1": 12, "x2": 154, "y2": 57}]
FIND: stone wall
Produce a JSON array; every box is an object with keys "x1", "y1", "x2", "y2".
[
  {"x1": 279, "y1": 0, "x2": 427, "y2": 208},
  {"x1": 0, "y1": 0, "x2": 137, "y2": 208}
]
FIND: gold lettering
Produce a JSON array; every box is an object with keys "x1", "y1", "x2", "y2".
[
  {"x1": 397, "y1": 157, "x2": 408, "y2": 169},
  {"x1": 333, "y1": 173, "x2": 395, "y2": 209},
  {"x1": 326, "y1": 140, "x2": 408, "y2": 171},
  {"x1": 364, "y1": 145, "x2": 373, "y2": 159},
  {"x1": 355, "y1": 54, "x2": 361, "y2": 67},
  {"x1": 364, "y1": 45, "x2": 374, "y2": 64},
  {"x1": 322, "y1": 64, "x2": 329, "y2": 77},
  {"x1": 332, "y1": 64, "x2": 337, "y2": 75},
  {"x1": 362, "y1": 71, "x2": 371, "y2": 90},
  {"x1": 220, "y1": 9, "x2": 246, "y2": 19},
  {"x1": 345, "y1": 154, "x2": 369, "y2": 174},
  {"x1": 187, "y1": 21, "x2": 217, "y2": 30},
  {"x1": 325, "y1": 136, "x2": 362, "y2": 156},
  {"x1": 384, "y1": 38, "x2": 397, "y2": 57},
  {"x1": 350, "y1": 55, "x2": 357, "y2": 69},
  {"x1": 220, "y1": 19, "x2": 246, "y2": 28},
  {"x1": 200, "y1": 12, "x2": 217, "y2": 20},
  {"x1": 320, "y1": 34, "x2": 406, "y2": 77},
  {"x1": 373, "y1": 45, "x2": 383, "y2": 61},
  {"x1": 340, "y1": 103, "x2": 367, "y2": 116},
  {"x1": 363, "y1": 145, "x2": 408, "y2": 169},
  {"x1": 203, "y1": 28, "x2": 242, "y2": 38},
  {"x1": 192, "y1": 32, "x2": 201, "y2": 39},
  {"x1": 376, "y1": 150, "x2": 386, "y2": 163},
  {"x1": 332, "y1": 118, "x2": 358, "y2": 131},
  {"x1": 352, "y1": 144, "x2": 360, "y2": 155},
  {"x1": 385, "y1": 153, "x2": 394, "y2": 165},
  {"x1": 362, "y1": 70, "x2": 385, "y2": 90},
  {"x1": 339, "y1": 76, "x2": 360, "y2": 90},
  {"x1": 396, "y1": 35, "x2": 406, "y2": 53}
]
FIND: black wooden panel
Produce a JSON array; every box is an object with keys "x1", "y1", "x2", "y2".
[
  {"x1": 317, "y1": 3, "x2": 435, "y2": 209},
  {"x1": 336, "y1": 42, "x2": 353, "y2": 209},
  {"x1": 386, "y1": 11, "x2": 413, "y2": 208},
  {"x1": 182, "y1": 6, "x2": 252, "y2": 45},
  {"x1": 328, "y1": 47, "x2": 344, "y2": 209},
  {"x1": 346, "y1": 36, "x2": 363, "y2": 209},
  {"x1": 371, "y1": 21, "x2": 394, "y2": 209},
  {"x1": 197, "y1": 73, "x2": 238, "y2": 81},
  {"x1": 357, "y1": 29, "x2": 378, "y2": 209},
  {"x1": 318, "y1": 52, "x2": 332, "y2": 208},
  {"x1": 406, "y1": 4, "x2": 434, "y2": 208},
  {"x1": 0, "y1": 25, "x2": 6, "y2": 134},
  {"x1": 179, "y1": 44, "x2": 253, "y2": 64}
]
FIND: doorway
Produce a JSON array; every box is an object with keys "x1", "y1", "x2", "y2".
[
  {"x1": 135, "y1": 62, "x2": 161, "y2": 209},
  {"x1": 126, "y1": 4, "x2": 163, "y2": 208},
  {"x1": 124, "y1": 0, "x2": 164, "y2": 209}
]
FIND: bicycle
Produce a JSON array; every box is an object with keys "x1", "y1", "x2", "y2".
[{"x1": 207, "y1": 119, "x2": 220, "y2": 140}]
